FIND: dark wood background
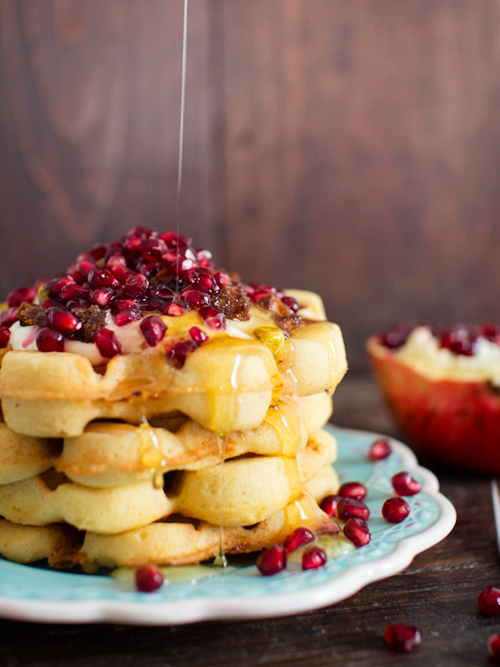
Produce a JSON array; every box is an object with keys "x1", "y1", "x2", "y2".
[{"x1": 2, "y1": 0, "x2": 500, "y2": 372}]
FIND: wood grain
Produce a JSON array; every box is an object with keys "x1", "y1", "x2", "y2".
[{"x1": 2, "y1": 0, "x2": 500, "y2": 371}]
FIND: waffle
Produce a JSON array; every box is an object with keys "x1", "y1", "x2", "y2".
[
  {"x1": 0, "y1": 228, "x2": 347, "y2": 570},
  {"x1": 0, "y1": 429, "x2": 335, "y2": 533},
  {"x1": 0, "y1": 319, "x2": 345, "y2": 438}
]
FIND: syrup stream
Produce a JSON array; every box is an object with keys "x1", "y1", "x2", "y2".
[{"x1": 176, "y1": 0, "x2": 188, "y2": 242}]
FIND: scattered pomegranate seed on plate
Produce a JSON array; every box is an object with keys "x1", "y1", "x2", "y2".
[
  {"x1": 368, "y1": 438, "x2": 392, "y2": 461},
  {"x1": 284, "y1": 527, "x2": 315, "y2": 554},
  {"x1": 382, "y1": 497, "x2": 410, "y2": 523},
  {"x1": 319, "y1": 494, "x2": 341, "y2": 517},
  {"x1": 256, "y1": 545, "x2": 286, "y2": 576},
  {"x1": 338, "y1": 481, "x2": 367, "y2": 500},
  {"x1": 337, "y1": 498, "x2": 370, "y2": 522},
  {"x1": 478, "y1": 587, "x2": 500, "y2": 615},
  {"x1": 385, "y1": 624, "x2": 422, "y2": 652},
  {"x1": 135, "y1": 564, "x2": 164, "y2": 592},
  {"x1": 343, "y1": 518, "x2": 371, "y2": 547},
  {"x1": 302, "y1": 546, "x2": 327, "y2": 571},
  {"x1": 392, "y1": 471, "x2": 422, "y2": 496}
]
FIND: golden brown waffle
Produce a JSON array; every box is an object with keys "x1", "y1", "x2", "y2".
[
  {"x1": 0, "y1": 319, "x2": 346, "y2": 438},
  {"x1": 0, "y1": 430, "x2": 335, "y2": 533}
]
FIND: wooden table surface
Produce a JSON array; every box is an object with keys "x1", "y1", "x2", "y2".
[{"x1": 0, "y1": 375, "x2": 497, "y2": 667}]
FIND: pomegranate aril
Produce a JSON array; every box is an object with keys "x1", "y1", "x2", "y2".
[
  {"x1": 45, "y1": 275, "x2": 76, "y2": 299},
  {"x1": 281, "y1": 296, "x2": 300, "y2": 313},
  {"x1": 59, "y1": 283, "x2": 90, "y2": 303},
  {"x1": 0, "y1": 326, "x2": 11, "y2": 348},
  {"x1": 140, "y1": 316, "x2": 167, "y2": 347},
  {"x1": 319, "y1": 494, "x2": 341, "y2": 517},
  {"x1": 256, "y1": 544, "x2": 286, "y2": 576},
  {"x1": 317, "y1": 521, "x2": 340, "y2": 536},
  {"x1": 45, "y1": 307, "x2": 82, "y2": 336},
  {"x1": 160, "y1": 231, "x2": 191, "y2": 248},
  {"x1": 165, "y1": 340, "x2": 194, "y2": 368},
  {"x1": 7, "y1": 287, "x2": 36, "y2": 308},
  {"x1": 180, "y1": 286, "x2": 210, "y2": 308},
  {"x1": 90, "y1": 288, "x2": 114, "y2": 307},
  {"x1": 122, "y1": 235, "x2": 143, "y2": 256},
  {"x1": 114, "y1": 308, "x2": 141, "y2": 326},
  {"x1": 189, "y1": 327, "x2": 208, "y2": 346},
  {"x1": 369, "y1": 438, "x2": 392, "y2": 461},
  {"x1": 382, "y1": 497, "x2": 410, "y2": 524},
  {"x1": 337, "y1": 497, "x2": 370, "y2": 522},
  {"x1": 141, "y1": 237, "x2": 167, "y2": 261},
  {"x1": 302, "y1": 546, "x2": 327, "y2": 571},
  {"x1": 343, "y1": 518, "x2": 371, "y2": 547},
  {"x1": 439, "y1": 325, "x2": 478, "y2": 356},
  {"x1": 106, "y1": 253, "x2": 127, "y2": 270},
  {"x1": 385, "y1": 624, "x2": 422, "y2": 653},
  {"x1": 0, "y1": 307, "x2": 19, "y2": 327},
  {"x1": 187, "y1": 268, "x2": 218, "y2": 293},
  {"x1": 121, "y1": 272, "x2": 149, "y2": 298},
  {"x1": 478, "y1": 587, "x2": 500, "y2": 615},
  {"x1": 88, "y1": 267, "x2": 119, "y2": 289},
  {"x1": 95, "y1": 328, "x2": 122, "y2": 358},
  {"x1": 284, "y1": 527, "x2": 315, "y2": 554},
  {"x1": 76, "y1": 252, "x2": 96, "y2": 264},
  {"x1": 489, "y1": 633, "x2": 500, "y2": 660},
  {"x1": 199, "y1": 306, "x2": 225, "y2": 330},
  {"x1": 338, "y1": 481, "x2": 367, "y2": 500},
  {"x1": 165, "y1": 303, "x2": 185, "y2": 317},
  {"x1": 135, "y1": 563, "x2": 164, "y2": 592},
  {"x1": 111, "y1": 297, "x2": 137, "y2": 313},
  {"x1": 74, "y1": 260, "x2": 94, "y2": 281},
  {"x1": 214, "y1": 271, "x2": 232, "y2": 286},
  {"x1": 88, "y1": 243, "x2": 108, "y2": 261},
  {"x1": 148, "y1": 284, "x2": 175, "y2": 300},
  {"x1": 392, "y1": 471, "x2": 421, "y2": 496},
  {"x1": 36, "y1": 328, "x2": 64, "y2": 353}
]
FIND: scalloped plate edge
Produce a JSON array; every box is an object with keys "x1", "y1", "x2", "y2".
[{"x1": 0, "y1": 428, "x2": 456, "y2": 625}]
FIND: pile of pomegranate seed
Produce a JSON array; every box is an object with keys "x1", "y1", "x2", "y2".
[
  {"x1": 378, "y1": 321, "x2": 500, "y2": 357},
  {"x1": 478, "y1": 586, "x2": 500, "y2": 615},
  {"x1": 384, "y1": 624, "x2": 422, "y2": 652},
  {"x1": 368, "y1": 438, "x2": 392, "y2": 461},
  {"x1": 3, "y1": 227, "x2": 302, "y2": 364},
  {"x1": 135, "y1": 563, "x2": 164, "y2": 592},
  {"x1": 256, "y1": 544, "x2": 286, "y2": 576},
  {"x1": 392, "y1": 471, "x2": 421, "y2": 496},
  {"x1": 382, "y1": 497, "x2": 410, "y2": 524}
]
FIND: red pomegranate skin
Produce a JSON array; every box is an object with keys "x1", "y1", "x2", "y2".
[{"x1": 367, "y1": 336, "x2": 500, "y2": 473}]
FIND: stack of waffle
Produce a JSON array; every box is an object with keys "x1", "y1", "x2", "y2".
[{"x1": 0, "y1": 234, "x2": 347, "y2": 569}]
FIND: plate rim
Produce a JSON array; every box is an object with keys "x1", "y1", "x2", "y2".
[{"x1": 0, "y1": 427, "x2": 456, "y2": 625}]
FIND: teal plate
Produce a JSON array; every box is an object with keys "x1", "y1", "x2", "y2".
[{"x1": 0, "y1": 427, "x2": 456, "y2": 625}]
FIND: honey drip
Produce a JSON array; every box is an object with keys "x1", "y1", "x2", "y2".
[
  {"x1": 213, "y1": 434, "x2": 228, "y2": 567},
  {"x1": 139, "y1": 416, "x2": 166, "y2": 488}
]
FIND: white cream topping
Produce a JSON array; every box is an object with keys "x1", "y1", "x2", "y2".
[{"x1": 396, "y1": 326, "x2": 500, "y2": 383}]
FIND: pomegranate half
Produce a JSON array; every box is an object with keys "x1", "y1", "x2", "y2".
[{"x1": 367, "y1": 326, "x2": 500, "y2": 473}]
